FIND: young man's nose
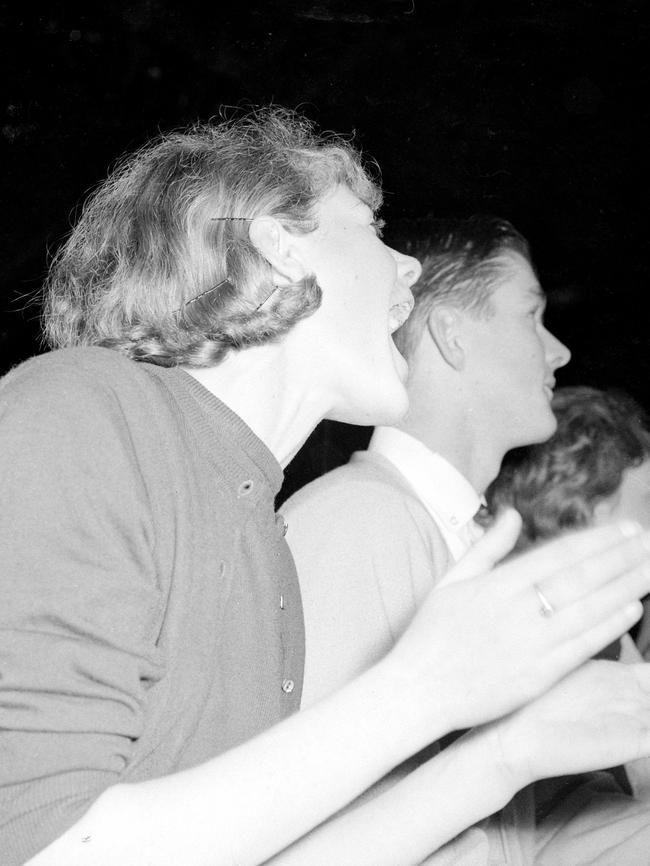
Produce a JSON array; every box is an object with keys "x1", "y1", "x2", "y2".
[{"x1": 546, "y1": 329, "x2": 571, "y2": 369}]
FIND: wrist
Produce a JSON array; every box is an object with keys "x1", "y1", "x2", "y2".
[
  {"x1": 369, "y1": 652, "x2": 453, "y2": 761},
  {"x1": 482, "y1": 715, "x2": 536, "y2": 794}
]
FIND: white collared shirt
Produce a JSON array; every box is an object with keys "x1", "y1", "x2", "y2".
[{"x1": 368, "y1": 426, "x2": 485, "y2": 562}]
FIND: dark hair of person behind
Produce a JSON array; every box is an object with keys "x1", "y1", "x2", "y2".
[{"x1": 486, "y1": 386, "x2": 650, "y2": 551}]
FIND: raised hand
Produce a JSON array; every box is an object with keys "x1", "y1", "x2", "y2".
[
  {"x1": 489, "y1": 659, "x2": 650, "y2": 788},
  {"x1": 384, "y1": 509, "x2": 650, "y2": 735}
]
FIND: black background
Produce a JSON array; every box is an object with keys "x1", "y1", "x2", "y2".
[{"x1": 2, "y1": 1, "x2": 648, "y2": 493}]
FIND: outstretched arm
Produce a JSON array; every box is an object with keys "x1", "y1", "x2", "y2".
[
  {"x1": 26, "y1": 515, "x2": 650, "y2": 866},
  {"x1": 266, "y1": 659, "x2": 650, "y2": 866}
]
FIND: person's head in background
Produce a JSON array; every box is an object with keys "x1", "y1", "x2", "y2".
[
  {"x1": 486, "y1": 385, "x2": 650, "y2": 553},
  {"x1": 388, "y1": 214, "x2": 571, "y2": 493}
]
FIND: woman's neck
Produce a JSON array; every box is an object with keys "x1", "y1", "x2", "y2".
[{"x1": 182, "y1": 342, "x2": 327, "y2": 468}]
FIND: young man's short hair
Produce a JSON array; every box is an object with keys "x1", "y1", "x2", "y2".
[{"x1": 392, "y1": 214, "x2": 531, "y2": 361}]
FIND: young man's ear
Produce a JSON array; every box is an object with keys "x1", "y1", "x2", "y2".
[
  {"x1": 426, "y1": 306, "x2": 466, "y2": 370},
  {"x1": 248, "y1": 216, "x2": 308, "y2": 286}
]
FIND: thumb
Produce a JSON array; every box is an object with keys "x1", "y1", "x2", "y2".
[{"x1": 438, "y1": 508, "x2": 523, "y2": 587}]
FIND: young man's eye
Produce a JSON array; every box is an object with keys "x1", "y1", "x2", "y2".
[{"x1": 371, "y1": 218, "x2": 386, "y2": 238}]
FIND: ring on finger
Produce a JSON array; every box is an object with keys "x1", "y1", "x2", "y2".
[{"x1": 533, "y1": 583, "x2": 556, "y2": 618}]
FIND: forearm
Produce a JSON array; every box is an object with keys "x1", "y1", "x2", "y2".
[
  {"x1": 266, "y1": 726, "x2": 517, "y2": 866},
  {"x1": 27, "y1": 659, "x2": 448, "y2": 866}
]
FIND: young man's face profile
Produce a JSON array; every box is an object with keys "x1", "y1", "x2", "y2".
[{"x1": 460, "y1": 252, "x2": 571, "y2": 451}]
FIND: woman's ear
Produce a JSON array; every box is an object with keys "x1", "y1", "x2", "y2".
[
  {"x1": 426, "y1": 306, "x2": 466, "y2": 370},
  {"x1": 248, "y1": 216, "x2": 308, "y2": 286}
]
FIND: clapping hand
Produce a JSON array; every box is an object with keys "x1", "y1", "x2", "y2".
[
  {"x1": 387, "y1": 509, "x2": 650, "y2": 736},
  {"x1": 488, "y1": 659, "x2": 650, "y2": 788}
]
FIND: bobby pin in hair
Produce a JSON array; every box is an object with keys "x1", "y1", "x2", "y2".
[
  {"x1": 174, "y1": 278, "x2": 280, "y2": 315},
  {"x1": 174, "y1": 278, "x2": 233, "y2": 315},
  {"x1": 210, "y1": 217, "x2": 254, "y2": 221}
]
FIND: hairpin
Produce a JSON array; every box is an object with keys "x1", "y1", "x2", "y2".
[
  {"x1": 174, "y1": 219, "x2": 274, "y2": 314},
  {"x1": 173, "y1": 278, "x2": 232, "y2": 315},
  {"x1": 174, "y1": 278, "x2": 279, "y2": 315}
]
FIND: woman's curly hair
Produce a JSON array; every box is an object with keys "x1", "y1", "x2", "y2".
[{"x1": 42, "y1": 106, "x2": 382, "y2": 366}]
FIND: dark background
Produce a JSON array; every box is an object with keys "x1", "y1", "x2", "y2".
[{"x1": 2, "y1": 0, "x2": 648, "y2": 494}]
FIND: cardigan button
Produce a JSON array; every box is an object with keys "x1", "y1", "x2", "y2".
[
  {"x1": 238, "y1": 479, "x2": 254, "y2": 497},
  {"x1": 281, "y1": 678, "x2": 295, "y2": 694}
]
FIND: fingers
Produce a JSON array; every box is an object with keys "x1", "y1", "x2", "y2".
[
  {"x1": 526, "y1": 557, "x2": 650, "y2": 665},
  {"x1": 496, "y1": 658, "x2": 650, "y2": 784},
  {"x1": 565, "y1": 560, "x2": 650, "y2": 627},
  {"x1": 438, "y1": 508, "x2": 522, "y2": 587},
  {"x1": 497, "y1": 522, "x2": 650, "y2": 599},
  {"x1": 403, "y1": 520, "x2": 650, "y2": 733},
  {"x1": 537, "y1": 530, "x2": 650, "y2": 611},
  {"x1": 550, "y1": 600, "x2": 644, "y2": 674}
]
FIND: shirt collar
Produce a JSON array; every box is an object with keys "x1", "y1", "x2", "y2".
[{"x1": 368, "y1": 426, "x2": 483, "y2": 536}]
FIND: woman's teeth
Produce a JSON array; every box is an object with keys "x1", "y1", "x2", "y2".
[{"x1": 388, "y1": 299, "x2": 414, "y2": 333}]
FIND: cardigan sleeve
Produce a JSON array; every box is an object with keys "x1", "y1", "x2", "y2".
[{"x1": 0, "y1": 358, "x2": 165, "y2": 865}]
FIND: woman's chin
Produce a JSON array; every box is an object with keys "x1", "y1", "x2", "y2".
[{"x1": 391, "y1": 339, "x2": 410, "y2": 383}]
